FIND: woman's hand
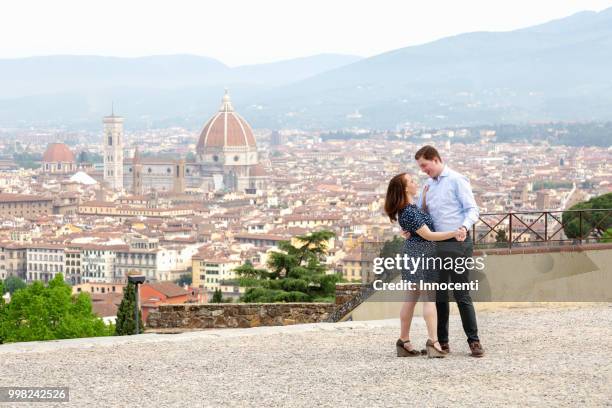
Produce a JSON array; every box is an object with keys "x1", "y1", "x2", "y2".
[{"x1": 454, "y1": 228, "x2": 467, "y2": 241}]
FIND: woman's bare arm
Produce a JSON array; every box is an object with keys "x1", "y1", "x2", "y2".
[{"x1": 415, "y1": 225, "x2": 457, "y2": 241}]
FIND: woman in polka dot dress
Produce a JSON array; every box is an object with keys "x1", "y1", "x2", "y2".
[{"x1": 384, "y1": 172, "x2": 464, "y2": 358}]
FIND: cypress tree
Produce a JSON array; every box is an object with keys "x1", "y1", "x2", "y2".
[
  {"x1": 115, "y1": 282, "x2": 144, "y2": 335},
  {"x1": 211, "y1": 288, "x2": 223, "y2": 303}
]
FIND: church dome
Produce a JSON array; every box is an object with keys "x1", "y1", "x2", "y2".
[
  {"x1": 42, "y1": 143, "x2": 75, "y2": 163},
  {"x1": 196, "y1": 91, "x2": 256, "y2": 153}
]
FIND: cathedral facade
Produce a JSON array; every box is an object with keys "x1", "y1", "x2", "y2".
[{"x1": 103, "y1": 91, "x2": 267, "y2": 194}]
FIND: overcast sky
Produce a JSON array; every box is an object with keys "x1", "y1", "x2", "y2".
[{"x1": 2, "y1": 0, "x2": 612, "y2": 66}]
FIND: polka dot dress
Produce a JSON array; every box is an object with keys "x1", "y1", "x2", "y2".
[{"x1": 398, "y1": 204, "x2": 439, "y2": 283}]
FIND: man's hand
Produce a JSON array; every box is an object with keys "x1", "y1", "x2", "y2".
[
  {"x1": 401, "y1": 230, "x2": 411, "y2": 239},
  {"x1": 454, "y1": 227, "x2": 467, "y2": 242}
]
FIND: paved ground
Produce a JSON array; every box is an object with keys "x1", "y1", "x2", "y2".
[{"x1": 1, "y1": 304, "x2": 611, "y2": 407}]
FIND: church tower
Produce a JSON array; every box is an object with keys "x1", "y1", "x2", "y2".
[
  {"x1": 132, "y1": 146, "x2": 143, "y2": 195},
  {"x1": 103, "y1": 110, "x2": 124, "y2": 191},
  {"x1": 173, "y1": 158, "x2": 186, "y2": 194}
]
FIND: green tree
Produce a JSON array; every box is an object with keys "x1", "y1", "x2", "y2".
[
  {"x1": 210, "y1": 288, "x2": 233, "y2": 303},
  {"x1": 0, "y1": 274, "x2": 111, "y2": 344},
  {"x1": 372, "y1": 236, "x2": 406, "y2": 278},
  {"x1": 234, "y1": 263, "x2": 270, "y2": 280},
  {"x1": 563, "y1": 193, "x2": 612, "y2": 239},
  {"x1": 13, "y1": 152, "x2": 41, "y2": 169},
  {"x1": 495, "y1": 230, "x2": 508, "y2": 248},
  {"x1": 602, "y1": 228, "x2": 612, "y2": 243},
  {"x1": 77, "y1": 150, "x2": 103, "y2": 164},
  {"x1": 266, "y1": 250, "x2": 298, "y2": 279},
  {"x1": 2, "y1": 276, "x2": 26, "y2": 294},
  {"x1": 379, "y1": 236, "x2": 404, "y2": 258},
  {"x1": 236, "y1": 230, "x2": 341, "y2": 303},
  {"x1": 211, "y1": 289, "x2": 223, "y2": 303},
  {"x1": 115, "y1": 282, "x2": 144, "y2": 335},
  {"x1": 175, "y1": 274, "x2": 192, "y2": 286},
  {"x1": 0, "y1": 280, "x2": 5, "y2": 344},
  {"x1": 292, "y1": 230, "x2": 335, "y2": 263},
  {"x1": 532, "y1": 181, "x2": 573, "y2": 191}
]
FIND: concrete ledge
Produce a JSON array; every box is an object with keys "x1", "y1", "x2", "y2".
[{"x1": 0, "y1": 318, "x2": 394, "y2": 355}]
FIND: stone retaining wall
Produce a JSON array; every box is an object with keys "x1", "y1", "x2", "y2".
[
  {"x1": 146, "y1": 303, "x2": 336, "y2": 329},
  {"x1": 334, "y1": 283, "x2": 369, "y2": 305}
]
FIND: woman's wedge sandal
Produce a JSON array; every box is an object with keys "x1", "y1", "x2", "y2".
[
  {"x1": 425, "y1": 339, "x2": 448, "y2": 358},
  {"x1": 396, "y1": 338, "x2": 421, "y2": 357}
]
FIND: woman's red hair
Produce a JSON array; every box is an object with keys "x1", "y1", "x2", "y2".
[{"x1": 384, "y1": 173, "x2": 409, "y2": 222}]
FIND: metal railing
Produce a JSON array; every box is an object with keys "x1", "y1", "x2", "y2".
[
  {"x1": 328, "y1": 208, "x2": 611, "y2": 322},
  {"x1": 472, "y1": 208, "x2": 611, "y2": 249}
]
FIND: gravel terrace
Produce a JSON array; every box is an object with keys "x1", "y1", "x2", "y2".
[{"x1": 1, "y1": 304, "x2": 610, "y2": 407}]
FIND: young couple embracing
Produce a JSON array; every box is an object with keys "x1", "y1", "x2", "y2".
[{"x1": 384, "y1": 145, "x2": 484, "y2": 358}]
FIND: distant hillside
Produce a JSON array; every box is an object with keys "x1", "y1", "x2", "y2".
[
  {"x1": 0, "y1": 53, "x2": 361, "y2": 97},
  {"x1": 0, "y1": 53, "x2": 361, "y2": 129},
  {"x1": 2, "y1": 7, "x2": 612, "y2": 130},
  {"x1": 255, "y1": 7, "x2": 612, "y2": 129}
]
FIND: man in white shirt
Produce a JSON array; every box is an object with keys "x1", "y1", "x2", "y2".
[{"x1": 407, "y1": 145, "x2": 484, "y2": 357}]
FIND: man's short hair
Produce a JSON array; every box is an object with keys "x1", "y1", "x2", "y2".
[{"x1": 414, "y1": 145, "x2": 442, "y2": 161}]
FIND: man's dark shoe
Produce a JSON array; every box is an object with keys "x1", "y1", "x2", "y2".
[
  {"x1": 439, "y1": 342, "x2": 450, "y2": 353},
  {"x1": 469, "y1": 341, "x2": 484, "y2": 357}
]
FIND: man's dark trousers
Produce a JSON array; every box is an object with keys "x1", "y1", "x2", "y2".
[{"x1": 436, "y1": 236, "x2": 479, "y2": 344}]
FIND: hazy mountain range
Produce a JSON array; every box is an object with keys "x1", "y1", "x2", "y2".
[{"x1": 2, "y1": 6, "x2": 612, "y2": 130}]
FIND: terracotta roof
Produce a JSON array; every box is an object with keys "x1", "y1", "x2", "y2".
[
  {"x1": 342, "y1": 249, "x2": 365, "y2": 262},
  {"x1": 234, "y1": 233, "x2": 289, "y2": 241},
  {"x1": 0, "y1": 193, "x2": 52, "y2": 203},
  {"x1": 284, "y1": 214, "x2": 343, "y2": 221},
  {"x1": 197, "y1": 112, "x2": 256, "y2": 149},
  {"x1": 79, "y1": 200, "x2": 116, "y2": 207},
  {"x1": 90, "y1": 292, "x2": 124, "y2": 304},
  {"x1": 25, "y1": 243, "x2": 66, "y2": 250},
  {"x1": 250, "y1": 163, "x2": 267, "y2": 177},
  {"x1": 42, "y1": 143, "x2": 75, "y2": 163},
  {"x1": 196, "y1": 92, "x2": 256, "y2": 151},
  {"x1": 91, "y1": 301, "x2": 119, "y2": 318},
  {"x1": 143, "y1": 282, "x2": 188, "y2": 298}
]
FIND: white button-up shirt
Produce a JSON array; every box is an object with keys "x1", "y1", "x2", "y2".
[{"x1": 416, "y1": 165, "x2": 479, "y2": 233}]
